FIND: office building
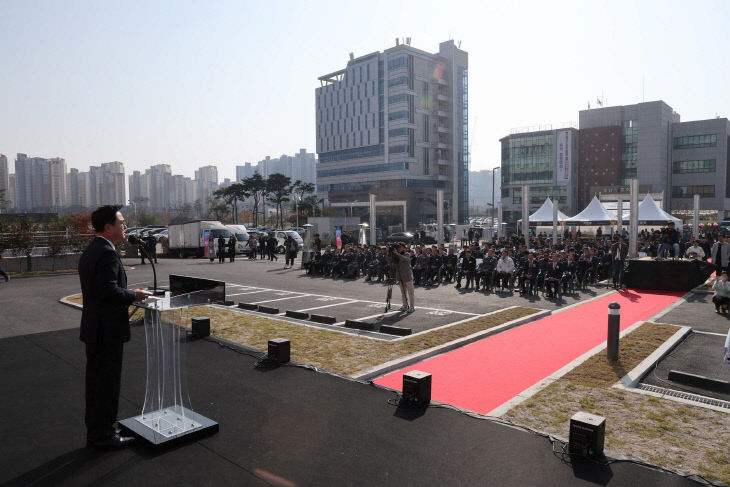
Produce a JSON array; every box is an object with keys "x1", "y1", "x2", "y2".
[
  {"x1": 315, "y1": 39, "x2": 469, "y2": 227},
  {"x1": 500, "y1": 100, "x2": 730, "y2": 223},
  {"x1": 499, "y1": 128, "x2": 579, "y2": 225}
]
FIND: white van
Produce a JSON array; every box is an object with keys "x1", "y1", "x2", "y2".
[{"x1": 226, "y1": 224, "x2": 250, "y2": 254}]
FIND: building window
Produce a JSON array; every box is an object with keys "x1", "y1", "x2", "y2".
[
  {"x1": 388, "y1": 93, "x2": 410, "y2": 104},
  {"x1": 673, "y1": 134, "x2": 717, "y2": 149},
  {"x1": 501, "y1": 134, "x2": 554, "y2": 185},
  {"x1": 389, "y1": 127, "x2": 410, "y2": 137},
  {"x1": 512, "y1": 186, "x2": 567, "y2": 205},
  {"x1": 424, "y1": 148, "x2": 429, "y2": 175},
  {"x1": 388, "y1": 57, "x2": 407, "y2": 70},
  {"x1": 317, "y1": 162, "x2": 407, "y2": 178},
  {"x1": 672, "y1": 185, "x2": 715, "y2": 198},
  {"x1": 388, "y1": 76, "x2": 409, "y2": 88},
  {"x1": 424, "y1": 115, "x2": 429, "y2": 142},
  {"x1": 318, "y1": 144, "x2": 384, "y2": 163},
  {"x1": 389, "y1": 145, "x2": 409, "y2": 154},
  {"x1": 672, "y1": 159, "x2": 716, "y2": 174},
  {"x1": 388, "y1": 111, "x2": 409, "y2": 121}
]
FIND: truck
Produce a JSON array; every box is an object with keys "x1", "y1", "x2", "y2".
[{"x1": 168, "y1": 220, "x2": 232, "y2": 258}]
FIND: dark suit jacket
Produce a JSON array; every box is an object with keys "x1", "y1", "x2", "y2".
[{"x1": 78, "y1": 237, "x2": 136, "y2": 345}]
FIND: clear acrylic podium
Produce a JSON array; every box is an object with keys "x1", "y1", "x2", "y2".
[{"x1": 120, "y1": 290, "x2": 219, "y2": 446}]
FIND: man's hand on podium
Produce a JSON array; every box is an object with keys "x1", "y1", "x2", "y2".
[{"x1": 134, "y1": 288, "x2": 153, "y2": 301}]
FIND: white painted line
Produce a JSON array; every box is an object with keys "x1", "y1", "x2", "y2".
[
  {"x1": 694, "y1": 330, "x2": 728, "y2": 337},
  {"x1": 249, "y1": 294, "x2": 312, "y2": 305},
  {"x1": 227, "y1": 290, "x2": 268, "y2": 297},
  {"x1": 333, "y1": 310, "x2": 400, "y2": 326},
  {"x1": 295, "y1": 300, "x2": 358, "y2": 312}
]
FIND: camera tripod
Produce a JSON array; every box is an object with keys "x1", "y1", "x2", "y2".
[{"x1": 384, "y1": 266, "x2": 397, "y2": 313}]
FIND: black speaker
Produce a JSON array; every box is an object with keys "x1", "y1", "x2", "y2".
[
  {"x1": 191, "y1": 317, "x2": 210, "y2": 338},
  {"x1": 401, "y1": 370, "x2": 431, "y2": 407},
  {"x1": 569, "y1": 411, "x2": 605, "y2": 460},
  {"x1": 268, "y1": 338, "x2": 290, "y2": 363}
]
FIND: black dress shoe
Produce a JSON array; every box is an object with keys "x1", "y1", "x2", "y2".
[{"x1": 87, "y1": 434, "x2": 136, "y2": 449}]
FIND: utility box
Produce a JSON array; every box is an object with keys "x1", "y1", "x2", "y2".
[{"x1": 569, "y1": 411, "x2": 606, "y2": 460}]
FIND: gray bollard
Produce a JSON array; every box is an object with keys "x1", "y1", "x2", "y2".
[{"x1": 607, "y1": 302, "x2": 620, "y2": 361}]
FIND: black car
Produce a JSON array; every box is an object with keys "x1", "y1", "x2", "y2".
[{"x1": 384, "y1": 232, "x2": 415, "y2": 244}]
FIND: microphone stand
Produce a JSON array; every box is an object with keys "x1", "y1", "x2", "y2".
[{"x1": 133, "y1": 237, "x2": 165, "y2": 296}]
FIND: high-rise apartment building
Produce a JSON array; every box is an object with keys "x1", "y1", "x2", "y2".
[
  {"x1": 7, "y1": 174, "x2": 16, "y2": 209},
  {"x1": 195, "y1": 165, "x2": 218, "y2": 210},
  {"x1": 67, "y1": 168, "x2": 80, "y2": 207},
  {"x1": 315, "y1": 39, "x2": 468, "y2": 226},
  {"x1": 14, "y1": 153, "x2": 67, "y2": 211},
  {"x1": 98, "y1": 161, "x2": 126, "y2": 206},
  {"x1": 236, "y1": 163, "x2": 256, "y2": 182},
  {"x1": 0, "y1": 154, "x2": 9, "y2": 210}
]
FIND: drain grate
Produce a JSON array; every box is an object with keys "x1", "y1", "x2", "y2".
[{"x1": 638, "y1": 383, "x2": 730, "y2": 410}]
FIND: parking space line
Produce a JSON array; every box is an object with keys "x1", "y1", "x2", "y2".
[
  {"x1": 694, "y1": 330, "x2": 727, "y2": 337},
  {"x1": 333, "y1": 310, "x2": 400, "y2": 326},
  {"x1": 250, "y1": 294, "x2": 313, "y2": 305},
  {"x1": 225, "y1": 281, "x2": 477, "y2": 316},
  {"x1": 228, "y1": 290, "x2": 268, "y2": 297},
  {"x1": 295, "y1": 300, "x2": 359, "y2": 312}
]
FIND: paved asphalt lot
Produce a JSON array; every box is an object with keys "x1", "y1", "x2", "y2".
[
  {"x1": 0, "y1": 254, "x2": 610, "y2": 339},
  {"x1": 643, "y1": 293, "x2": 730, "y2": 401}
]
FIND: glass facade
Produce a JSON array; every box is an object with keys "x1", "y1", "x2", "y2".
[
  {"x1": 501, "y1": 134, "x2": 554, "y2": 185},
  {"x1": 317, "y1": 162, "x2": 407, "y2": 178},
  {"x1": 672, "y1": 159, "x2": 716, "y2": 174},
  {"x1": 458, "y1": 66, "x2": 469, "y2": 224},
  {"x1": 621, "y1": 120, "x2": 638, "y2": 186},
  {"x1": 673, "y1": 134, "x2": 717, "y2": 149},
  {"x1": 672, "y1": 185, "x2": 715, "y2": 198},
  {"x1": 318, "y1": 144, "x2": 384, "y2": 163},
  {"x1": 512, "y1": 186, "x2": 567, "y2": 205}
]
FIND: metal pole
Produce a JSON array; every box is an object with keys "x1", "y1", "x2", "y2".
[
  {"x1": 616, "y1": 196, "x2": 623, "y2": 238},
  {"x1": 522, "y1": 184, "x2": 529, "y2": 248},
  {"x1": 369, "y1": 194, "x2": 376, "y2": 245},
  {"x1": 693, "y1": 194, "x2": 700, "y2": 238},
  {"x1": 437, "y1": 189, "x2": 444, "y2": 247},
  {"x1": 552, "y1": 198, "x2": 558, "y2": 245},
  {"x1": 629, "y1": 179, "x2": 639, "y2": 258},
  {"x1": 607, "y1": 302, "x2": 621, "y2": 361},
  {"x1": 497, "y1": 200, "x2": 503, "y2": 239},
  {"x1": 295, "y1": 197, "x2": 299, "y2": 228}
]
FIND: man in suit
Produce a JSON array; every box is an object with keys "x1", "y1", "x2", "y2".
[
  {"x1": 611, "y1": 236, "x2": 629, "y2": 289},
  {"x1": 711, "y1": 234, "x2": 730, "y2": 275},
  {"x1": 79, "y1": 205, "x2": 150, "y2": 448}
]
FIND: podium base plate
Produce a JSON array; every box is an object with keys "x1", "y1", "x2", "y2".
[{"x1": 119, "y1": 407, "x2": 218, "y2": 447}]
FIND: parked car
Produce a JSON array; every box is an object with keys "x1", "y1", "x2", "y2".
[
  {"x1": 153, "y1": 229, "x2": 168, "y2": 241},
  {"x1": 225, "y1": 224, "x2": 251, "y2": 254},
  {"x1": 384, "y1": 232, "x2": 415, "y2": 244},
  {"x1": 270, "y1": 230, "x2": 304, "y2": 253}
]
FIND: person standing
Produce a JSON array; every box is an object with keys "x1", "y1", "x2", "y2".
[
  {"x1": 78, "y1": 205, "x2": 150, "y2": 448},
  {"x1": 285, "y1": 236, "x2": 298, "y2": 268},
  {"x1": 267, "y1": 233, "x2": 278, "y2": 261},
  {"x1": 258, "y1": 234, "x2": 266, "y2": 259},
  {"x1": 248, "y1": 234, "x2": 258, "y2": 259},
  {"x1": 392, "y1": 243, "x2": 415, "y2": 312},
  {"x1": 228, "y1": 234, "x2": 237, "y2": 263},
  {"x1": 711, "y1": 234, "x2": 730, "y2": 275},
  {"x1": 139, "y1": 231, "x2": 147, "y2": 265},
  {"x1": 217, "y1": 235, "x2": 226, "y2": 263},
  {"x1": 611, "y1": 236, "x2": 628, "y2": 289}
]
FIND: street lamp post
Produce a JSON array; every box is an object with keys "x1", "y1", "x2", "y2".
[{"x1": 492, "y1": 166, "x2": 500, "y2": 235}]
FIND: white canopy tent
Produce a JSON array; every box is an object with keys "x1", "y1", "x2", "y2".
[
  {"x1": 517, "y1": 198, "x2": 569, "y2": 225},
  {"x1": 566, "y1": 196, "x2": 616, "y2": 226},
  {"x1": 636, "y1": 194, "x2": 683, "y2": 230}
]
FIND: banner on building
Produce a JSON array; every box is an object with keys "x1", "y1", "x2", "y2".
[{"x1": 556, "y1": 130, "x2": 571, "y2": 185}]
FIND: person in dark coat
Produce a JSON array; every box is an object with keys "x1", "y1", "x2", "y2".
[
  {"x1": 285, "y1": 236, "x2": 298, "y2": 268},
  {"x1": 228, "y1": 234, "x2": 237, "y2": 262},
  {"x1": 146, "y1": 232, "x2": 158, "y2": 263},
  {"x1": 217, "y1": 235, "x2": 226, "y2": 263},
  {"x1": 78, "y1": 205, "x2": 150, "y2": 448}
]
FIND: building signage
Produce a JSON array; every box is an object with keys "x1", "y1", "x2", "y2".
[{"x1": 556, "y1": 130, "x2": 571, "y2": 185}]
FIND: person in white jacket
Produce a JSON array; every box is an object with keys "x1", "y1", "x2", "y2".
[
  {"x1": 685, "y1": 241, "x2": 705, "y2": 260},
  {"x1": 495, "y1": 250, "x2": 515, "y2": 290}
]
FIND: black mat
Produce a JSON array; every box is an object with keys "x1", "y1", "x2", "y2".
[
  {"x1": 0, "y1": 328, "x2": 699, "y2": 487},
  {"x1": 625, "y1": 258, "x2": 714, "y2": 291}
]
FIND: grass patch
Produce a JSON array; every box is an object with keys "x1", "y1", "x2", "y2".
[
  {"x1": 504, "y1": 322, "x2": 730, "y2": 484},
  {"x1": 62, "y1": 292, "x2": 538, "y2": 376}
]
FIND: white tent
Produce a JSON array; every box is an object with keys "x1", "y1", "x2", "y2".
[
  {"x1": 566, "y1": 196, "x2": 616, "y2": 226},
  {"x1": 637, "y1": 194, "x2": 683, "y2": 230},
  {"x1": 518, "y1": 198, "x2": 569, "y2": 225}
]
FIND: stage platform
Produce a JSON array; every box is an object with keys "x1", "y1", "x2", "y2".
[
  {"x1": 0, "y1": 328, "x2": 698, "y2": 486},
  {"x1": 625, "y1": 257, "x2": 714, "y2": 291}
]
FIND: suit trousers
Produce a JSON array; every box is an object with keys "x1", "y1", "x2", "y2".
[{"x1": 85, "y1": 342, "x2": 124, "y2": 441}]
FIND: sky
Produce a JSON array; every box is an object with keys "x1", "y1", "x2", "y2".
[{"x1": 1, "y1": 0, "x2": 729, "y2": 182}]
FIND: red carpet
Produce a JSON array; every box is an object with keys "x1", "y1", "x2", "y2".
[{"x1": 374, "y1": 289, "x2": 684, "y2": 415}]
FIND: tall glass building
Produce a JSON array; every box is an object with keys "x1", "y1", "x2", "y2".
[{"x1": 315, "y1": 39, "x2": 469, "y2": 228}]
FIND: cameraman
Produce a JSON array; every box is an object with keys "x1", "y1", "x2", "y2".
[{"x1": 391, "y1": 243, "x2": 415, "y2": 313}]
